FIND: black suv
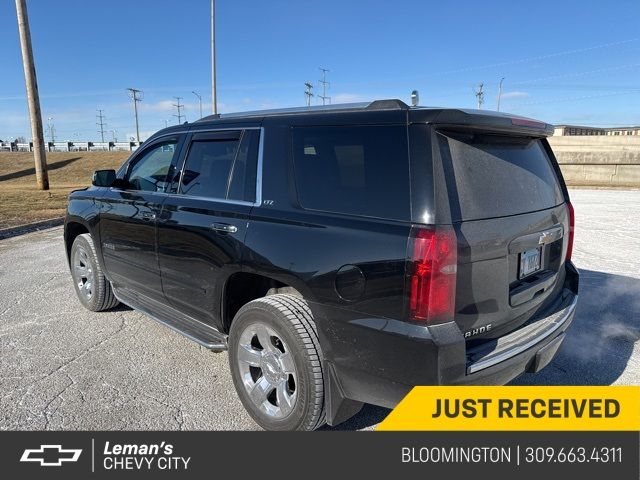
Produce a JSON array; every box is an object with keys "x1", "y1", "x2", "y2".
[{"x1": 65, "y1": 99, "x2": 578, "y2": 431}]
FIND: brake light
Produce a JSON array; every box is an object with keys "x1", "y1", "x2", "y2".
[
  {"x1": 511, "y1": 117, "x2": 546, "y2": 129},
  {"x1": 566, "y1": 202, "x2": 575, "y2": 262},
  {"x1": 408, "y1": 226, "x2": 457, "y2": 323}
]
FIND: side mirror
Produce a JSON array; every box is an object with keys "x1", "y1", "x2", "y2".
[
  {"x1": 110, "y1": 178, "x2": 131, "y2": 190},
  {"x1": 92, "y1": 169, "x2": 116, "y2": 187}
]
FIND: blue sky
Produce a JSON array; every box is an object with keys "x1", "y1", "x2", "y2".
[{"x1": 1, "y1": 0, "x2": 639, "y2": 141}]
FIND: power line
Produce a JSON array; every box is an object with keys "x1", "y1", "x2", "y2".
[
  {"x1": 510, "y1": 63, "x2": 640, "y2": 86},
  {"x1": 126, "y1": 87, "x2": 143, "y2": 143},
  {"x1": 173, "y1": 96, "x2": 185, "y2": 124},
  {"x1": 335, "y1": 40, "x2": 640, "y2": 90},
  {"x1": 96, "y1": 109, "x2": 107, "y2": 142},
  {"x1": 318, "y1": 67, "x2": 331, "y2": 105},
  {"x1": 414, "y1": 39, "x2": 640, "y2": 81},
  {"x1": 508, "y1": 89, "x2": 640, "y2": 108}
]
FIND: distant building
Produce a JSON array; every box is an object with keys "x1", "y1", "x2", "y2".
[{"x1": 554, "y1": 125, "x2": 640, "y2": 136}]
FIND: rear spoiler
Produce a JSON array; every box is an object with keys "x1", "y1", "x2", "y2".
[{"x1": 430, "y1": 109, "x2": 554, "y2": 137}]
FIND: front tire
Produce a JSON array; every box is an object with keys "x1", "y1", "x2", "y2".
[
  {"x1": 70, "y1": 233, "x2": 119, "y2": 312},
  {"x1": 228, "y1": 294, "x2": 325, "y2": 431}
]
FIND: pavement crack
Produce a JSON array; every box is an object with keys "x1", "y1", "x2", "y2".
[
  {"x1": 41, "y1": 374, "x2": 75, "y2": 430},
  {"x1": 8, "y1": 317, "x2": 129, "y2": 407}
]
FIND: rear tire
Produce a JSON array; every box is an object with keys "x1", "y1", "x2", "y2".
[
  {"x1": 228, "y1": 294, "x2": 325, "y2": 431},
  {"x1": 70, "y1": 233, "x2": 119, "y2": 312}
]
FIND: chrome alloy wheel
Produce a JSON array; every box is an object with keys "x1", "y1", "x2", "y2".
[
  {"x1": 72, "y1": 245, "x2": 94, "y2": 300},
  {"x1": 236, "y1": 322, "x2": 297, "y2": 419}
]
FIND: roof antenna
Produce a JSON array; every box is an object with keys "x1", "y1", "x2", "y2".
[{"x1": 410, "y1": 90, "x2": 419, "y2": 107}]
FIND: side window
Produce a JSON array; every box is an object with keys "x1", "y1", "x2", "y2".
[
  {"x1": 180, "y1": 139, "x2": 239, "y2": 198},
  {"x1": 228, "y1": 130, "x2": 260, "y2": 202},
  {"x1": 180, "y1": 129, "x2": 260, "y2": 202},
  {"x1": 127, "y1": 140, "x2": 178, "y2": 192},
  {"x1": 292, "y1": 125, "x2": 410, "y2": 220}
]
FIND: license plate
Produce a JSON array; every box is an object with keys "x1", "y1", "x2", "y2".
[{"x1": 519, "y1": 248, "x2": 541, "y2": 278}]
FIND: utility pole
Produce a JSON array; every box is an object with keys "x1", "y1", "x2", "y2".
[
  {"x1": 127, "y1": 87, "x2": 143, "y2": 143},
  {"x1": 475, "y1": 83, "x2": 485, "y2": 109},
  {"x1": 173, "y1": 97, "x2": 185, "y2": 124},
  {"x1": 318, "y1": 67, "x2": 331, "y2": 105},
  {"x1": 304, "y1": 82, "x2": 314, "y2": 107},
  {"x1": 111, "y1": 129, "x2": 118, "y2": 142},
  {"x1": 96, "y1": 109, "x2": 107, "y2": 142},
  {"x1": 46, "y1": 117, "x2": 56, "y2": 143},
  {"x1": 497, "y1": 77, "x2": 505, "y2": 112},
  {"x1": 211, "y1": 0, "x2": 218, "y2": 114},
  {"x1": 15, "y1": 0, "x2": 48, "y2": 190},
  {"x1": 192, "y1": 91, "x2": 203, "y2": 119}
]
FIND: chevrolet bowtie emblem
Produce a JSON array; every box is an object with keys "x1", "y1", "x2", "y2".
[{"x1": 20, "y1": 445, "x2": 82, "y2": 467}]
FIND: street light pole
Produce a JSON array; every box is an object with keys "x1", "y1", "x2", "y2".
[
  {"x1": 497, "y1": 77, "x2": 505, "y2": 112},
  {"x1": 192, "y1": 91, "x2": 203, "y2": 118},
  {"x1": 15, "y1": 0, "x2": 48, "y2": 190},
  {"x1": 211, "y1": 0, "x2": 217, "y2": 115},
  {"x1": 47, "y1": 117, "x2": 55, "y2": 143}
]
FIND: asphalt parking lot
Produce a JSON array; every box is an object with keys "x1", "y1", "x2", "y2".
[{"x1": 1, "y1": 188, "x2": 638, "y2": 431}]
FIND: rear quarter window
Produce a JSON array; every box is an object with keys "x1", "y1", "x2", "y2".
[
  {"x1": 292, "y1": 125, "x2": 410, "y2": 221},
  {"x1": 437, "y1": 132, "x2": 564, "y2": 221}
]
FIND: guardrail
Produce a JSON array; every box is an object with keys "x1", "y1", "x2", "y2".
[
  {"x1": 548, "y1": 136, "x2": 640, "y2": 187},
  {"x1": 0, "y1": 141, "x2": 140, "y2": 152}
]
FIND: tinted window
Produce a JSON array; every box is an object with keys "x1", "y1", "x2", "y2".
[
  {"x1": 228, "y1": 130, "x2": 260, "y2": 202},
  {"x1": 180, "y1": 139, "x2": 239, "y2": 198},
  {"x1": 438, "y1": 132, "x2": 564, "y2": 221},
  {"x1": 292, "y1": 126, "x2": 410, "y2": 220},
  {"x1": 127, "y1": 140, "x2": 177, "y2": 192},
  {"x1": 180, "y1": 130, "x2": 260, "y2": 202}
]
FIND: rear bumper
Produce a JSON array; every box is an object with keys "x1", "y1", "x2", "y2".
[
  {"x1": 466, "y1": 294, "x2": 576, "y2": 375},
  {"x1": 322, "y1": 262, "x2": 579, "y2": 423}
]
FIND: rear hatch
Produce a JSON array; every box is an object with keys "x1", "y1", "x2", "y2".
[{"x1": 434, "y1": 127, "x2": 571, "y2": 343}]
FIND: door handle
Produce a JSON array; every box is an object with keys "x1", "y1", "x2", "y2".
[
  {"x1": 141, "y1": 212, "x2": 156, "y2": 221},
  {"x1": 211, "y1": 223, "x2": 238, "y2": 234}
]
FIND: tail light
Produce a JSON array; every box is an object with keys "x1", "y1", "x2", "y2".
[
  {"x1": 407, "y1": 226, "x2": 457, "y2": 323},
  {"x1": 566, "y1": 202, "x2": 575, "y2": 262}
]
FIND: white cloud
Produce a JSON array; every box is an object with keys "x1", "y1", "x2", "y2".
[
  {"x1": 138, "y1": 100, "x2": 175, "y2": 112},
  {"x1": 331, "y1": 93, "x2": 368, "y2": 104},
  {"x1": 500, "y1": 91, "x2": 530, "y2": 100}
]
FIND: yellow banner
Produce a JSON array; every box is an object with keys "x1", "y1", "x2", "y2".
[{"x1": 377, "y1": 386, "x2": 640, "y2": 431}]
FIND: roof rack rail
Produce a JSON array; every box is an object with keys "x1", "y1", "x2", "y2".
[{"x1": 196, "y1": 99, "x2": 409, "y2": 122}]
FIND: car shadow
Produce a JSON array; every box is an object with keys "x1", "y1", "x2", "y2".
[
  {"x1": 319, "y1": 404, "x2": 391, "y2": 431},
  {"x1": 0, "y1": 156, "x2": 82, "y2": 182},
  {"x1": 326, "y1": 268, "x2": 639, "y2": 430},
  {"x1": 512, "y1": 268, "x2": 639, "y2": 386},
  {"x1": 109, "y1": 303, "x2": 133, "y2": 312}
]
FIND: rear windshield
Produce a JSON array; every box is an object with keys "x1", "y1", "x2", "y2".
[{"x1": 437, "y1": 132, "x2": 564, "y2": 221}]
